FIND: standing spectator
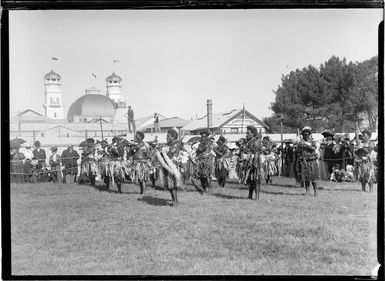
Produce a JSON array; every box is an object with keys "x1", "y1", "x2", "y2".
[
  {"x1": 341, "y1": 135, "x2": 354, "y2": 170},
  {"x1": 126, "y1": 105, "x2": 136, "y2": 134},
  {"x1": 33, "y1": 140, "x2": 47, "y2": 182},
  {"x1": 153, "y1": 112, "x2": 161, "y2": 133},
  {"x1": 10, "y1": 144, "x2": 25, "y2": 183},
  {"x1": 49, "y1": 146, "x2": 63, "y2": 183},
  {"x1": 61, "y1": 144, "x2": 80, "y2": 184},
  {"x1": 321, "y1": 131, "x2": 335, "y2": 176},
  {"x1": 283, "y1": 140, "x2": 295, "y2": 177},
  {"x1": 333, "y1": 135, "x2": 343, "y2": 171},
  {"x1": 23, "y1": 143, "x2": 34, "y2": 183}
]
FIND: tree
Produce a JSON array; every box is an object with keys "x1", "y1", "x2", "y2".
[
  {"x1": 268, "y1": 55, "x2": 378, "y2": 132},
  {"x1": 270, "y1": 65, "x2": 336, "y2": 132},
  {"x1": 349, "y1": 56, "x2": 378, "y2": 130}
]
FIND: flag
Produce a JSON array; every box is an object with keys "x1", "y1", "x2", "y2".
[
  {"x1": 52, "y1": 57, "x2": 58, "y2": 61},
  {"x1": 113, "y1": 59, "x2": 119, "y2": 63},
  {"x1": 92, "y1": 73, "x2": 96, "y2": 78}
]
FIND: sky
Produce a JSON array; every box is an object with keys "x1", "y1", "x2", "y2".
[{"x1": 9, "y1": 9, "x2": 382, "y2": 121}]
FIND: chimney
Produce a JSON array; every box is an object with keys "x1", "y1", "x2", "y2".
[{"x1": 207, "y1": 99, "x2": 213, "y2": 128}]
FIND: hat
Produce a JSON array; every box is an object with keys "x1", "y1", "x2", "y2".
[
  {"x1": 10, "y1": 143, "x2": 21, "y2": 150},
  {"x1": 25, "y1": 142, "x2": 32, "y2": 148},
  {"x1": 101, "y1": 140, "x2": 108, "y2": 147},
  {"x1": 199, "y1": 129, "x2": 210, "y2": 136},
  {"x1": 167, "y1": 129, "x2": 178, "y2": 139},
  {"x1": 246, "y1": 125, "x2": 258, "y2": 136},
  {"x1": 355, "y1": 147, "x2": 369, "y2": 157},
  {"x1": 136, "y1": 131, "x2": 145, "y2": 139},
  {"x1": 217, "y1": 136, "x2": 226, "y2": 143},
  {"x1": 333, "y1": 134, "x2": 342, "y2": 141},
  {"x1": 321, "y1": 130, "x2": 334, "y2": 137},
  {"x1": 86, "y1": 138, "x2": 95, "y2": 144},
  {"x1": 51, "y1": 146, "x2": 58, "y2": 151},
  {"x1": 34, "y1": 140, "x2": 41, "y2": 146},
  {"x1": 67, "y1": 144, "x2": 73, "y2": 147},
  {"x1": 283, "y1": 139, "x2": 294, "y2": 144},
  {"x1": 301, "y1": 126, "x2": 312, "y2": 135},
  {"x1": 361, "y1": 130, "x2": 372, "y2": 139}
]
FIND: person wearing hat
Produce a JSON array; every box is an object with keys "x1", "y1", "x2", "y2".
[
  {"x1": 10, "y1": 142, "x2": 25, "y2": 183},
  {"x1": 33, "y1": 140, "x2": 47, "y2": 182},
  {"x1": 127, "y1": 131, "x2": 152, "y2": 194},
  {"x1": 126, "y1": 105, "x2": 136, "y2": 134},
  {"x1": 191, "y1": 129, "x2": 215, "y2": 193},
  {"x1": 21, "y1": 143, "x2": 34, "y2": 183},
  {"x1": 61, "y1": 144, "x2": 80, "y2": 184},
  {"x1": 49, "y1": 146, "x2": 63, "y2": 183},
  {"x1": 353, "y1": 129, "x2": 375, "y2": 192},
  {"x1": 341, "y1": 135, "x2": 354, "y2": 170},
  {"x1": 213, "y1": 135, "x2": 230, "y2": 187},
  {"x1": 320, "y1": 130, "x2": 336, "y2": 176},
  {"x1": 283, "y1": 140, "x2": 295, "y2": 178},
  {"x1": 79, "y1": 139, "x2": 97, "y2": 186},
  {"x1": 238, "y1": 125, "x2": 263, "y2": 200},
  {"x1": 153, "y1": 112, "x2": 161, "y2": 133},
  {"x1": 294, "y1": 127, "x2": 319, "y2": 196}
]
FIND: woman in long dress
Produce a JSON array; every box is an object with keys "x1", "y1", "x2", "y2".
[{"x1": 318, "y1": 140, "x2": 330, "y2": 181}]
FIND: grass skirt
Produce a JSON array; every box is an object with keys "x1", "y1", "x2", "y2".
[
  {"x1": 81, "y1": 158, "x2": 99, "y2": 176},
  {"x1": 99, "y1": 159, "x2": 128, "y2": 184},
  {"x1": 264, "y1": 159, "x2": 277, "y2": 178},
  {"x1": 215, "y1": 158, "x2": 230, "y2": 181},
  {"x1": 238, "y1": 156, "x2": 264, "y2": 184},
  {"x1": 295, "y1": 158, "x2": 319, "y2": 182},
  {"x1": 354, "y1": 157, "x2": 375, "y2": 184},
  {"x1": 127, "y1": 159, "x2": 153, "y2": 183},
  {"x1": 193, "y1": 155, "x2": 214, "y2": 179}
]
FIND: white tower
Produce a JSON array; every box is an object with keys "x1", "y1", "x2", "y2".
[
  {"x1": 43, "y1": 70, "x2": 64, "y2": 119},
  {"x1": 106, "y1": 72, "x2": 125, "y2": 107}
]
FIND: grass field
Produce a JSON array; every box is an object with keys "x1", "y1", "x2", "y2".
[{"x1": 10, "y1": 177, "x2": 378, "y2": 275}]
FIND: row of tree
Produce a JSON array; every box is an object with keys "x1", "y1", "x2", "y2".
[{"x1": 263, "y1": 56, "x2": 378, "y2": 134}]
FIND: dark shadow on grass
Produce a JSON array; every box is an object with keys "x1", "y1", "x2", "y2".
[
  {"x1": 137, "y1": 195, "x2": 171, "y2": 206},
  {"x1": 268, "y1": 183, "x2": 302, "y2": 189},
  {"x1": 261, "y1": 190, "x2": 307, "y2": 196},
  {"x1": 93, "y1": 184, "x2": 138, "y2": 195},
  {"x1": 211, "y1": 193, "x2": 247, "y2": 200},
  {"x1": 321, "y1": 188, "x2": 365, "y2": 193}
]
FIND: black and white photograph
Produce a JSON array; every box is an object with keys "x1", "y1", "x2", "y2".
[{"x1": 5, "y1": 5, "x2": 383, "y2": 277}]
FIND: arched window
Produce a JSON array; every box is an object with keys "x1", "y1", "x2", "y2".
[{"x1": 54, "y1": 112, "x2": 57, "y2": 118}]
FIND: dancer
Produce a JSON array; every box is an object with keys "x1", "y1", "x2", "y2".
[
  {"x1": 294, "y1": 127, "x2": 319, "y2": 196},
  {"x1": 213, "y1": 136, "x2": 230, "y2": 187}
]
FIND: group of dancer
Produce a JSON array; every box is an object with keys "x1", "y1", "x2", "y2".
[{"x1": 10, "y1": 125, "x2": 377, "y2": 205}]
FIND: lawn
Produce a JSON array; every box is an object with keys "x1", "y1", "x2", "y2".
[{"x1": 10, "y1": 177, "x2": 378, "y2": 275}]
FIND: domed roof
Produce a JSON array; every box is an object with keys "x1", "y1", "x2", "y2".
[
  {"x1": 44, "y1": 69, "x2": 61, "y2": 80},
  {"x1": 67, "y1": 94, "x2": 117, "y2": 122},
  {"x1": 106, "y1": 72, "x2": 122, "y2": 82}
]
